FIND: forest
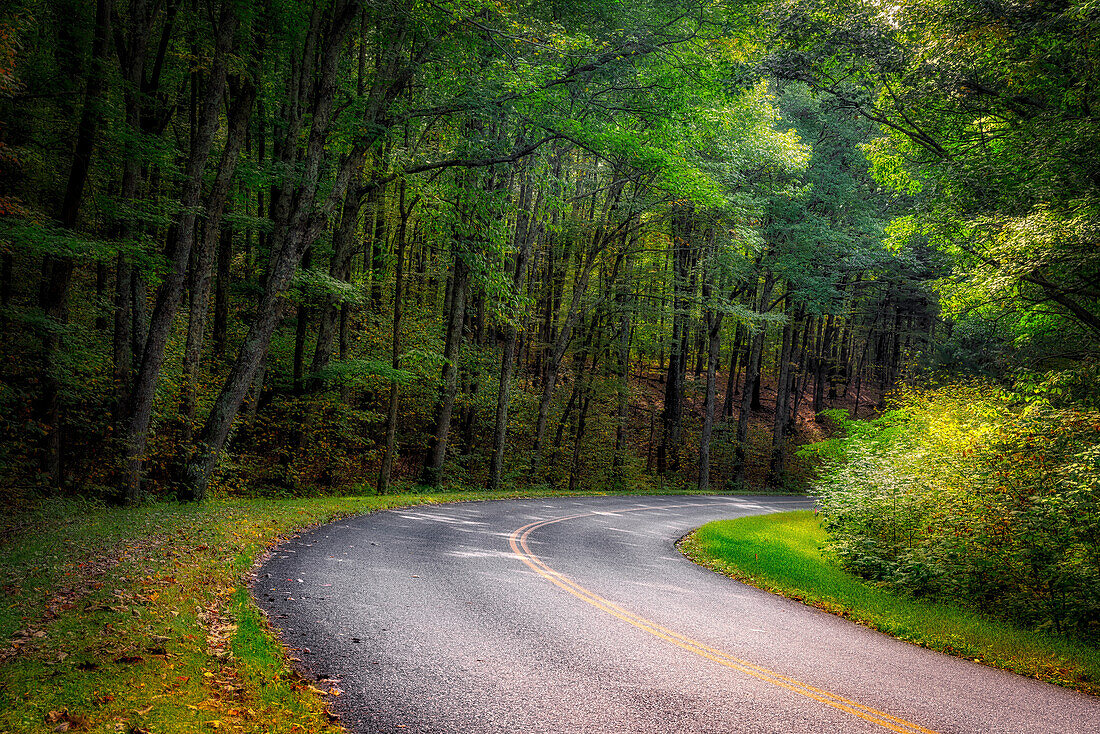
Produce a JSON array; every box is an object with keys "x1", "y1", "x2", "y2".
[{"x1": 1, "y1": 0, "x2": 1098, "y2": 636}]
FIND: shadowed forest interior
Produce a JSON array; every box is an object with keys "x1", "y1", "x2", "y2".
[{"x1": 1, "y1": 0, "x2": 1097, "y2": 514}]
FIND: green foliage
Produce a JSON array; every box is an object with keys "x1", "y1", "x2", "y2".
[
  {"x1": 772, "y1": 0, "x2": 1100, "y2": 351},
  {"x1": 313, "y1": 358, "x2": 417, "y2": 389},
  {"x1": 0, "y1": 0, "x2": 948, "y2": 502},
  {"x1": 814, "y1": 381, "x2": 1100, "y2": 642},
  {"x1": 289, "y1": 268, "x2": 366, "y2": 306}
]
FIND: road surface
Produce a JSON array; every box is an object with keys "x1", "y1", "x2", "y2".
[{"x1": 256, "y1": 495, "x2": 1098, "y2": 732}]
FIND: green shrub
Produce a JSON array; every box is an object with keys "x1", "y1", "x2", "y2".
[{"x1": 813, "y1": 380, "x2": 1100, "y2": 642}]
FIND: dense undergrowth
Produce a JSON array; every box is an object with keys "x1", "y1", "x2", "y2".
[{"x1": 807, "y1": 370, "x2": 1100, "y2": 645}]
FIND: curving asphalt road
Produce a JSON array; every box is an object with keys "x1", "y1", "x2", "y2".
[{"x1": 255, "y1": 495, "x2": 1099, "y2": 733}]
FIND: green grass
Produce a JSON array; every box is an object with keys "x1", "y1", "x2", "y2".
[
  {"x1": 679, "y1": 511, "x2": 1100, "y2": 695},
  {"x1": 0, "y1": 486, "x2": 800, "y2": 733}
]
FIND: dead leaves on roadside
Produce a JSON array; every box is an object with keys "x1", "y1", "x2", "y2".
[{"x1": 44, "y1": 709, "x2": 86, "y2": 732}]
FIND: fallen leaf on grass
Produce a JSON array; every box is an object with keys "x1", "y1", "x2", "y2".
[
  {"x1": 114, "y1": 655, "x2": 144, "y2": 664},
  {"x1": 44, "y1": 710, "x2": 86, "y2": 732}
]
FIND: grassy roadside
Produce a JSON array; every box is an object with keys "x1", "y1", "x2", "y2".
[
  {"x1": 679, "y1": 510, "x2": 1100, "y2": 695},
  {"x1": 1, "y1": 487, "x2": 792, "y2": 733}
]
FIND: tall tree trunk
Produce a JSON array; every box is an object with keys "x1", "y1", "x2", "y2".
[
  {"x1": 722, "y1": 323, "x2": 744, "y2": 419},
  {"x1": 552, "y1": 328, "x2": 594, "y2": 475},
  {"x1": 212, "y1": 227, "x2": 232, "y2": 356},
  {"x1": 790, "y1": 314, "x2": 813, "y2": 427},
  {"x1": 612, "y1": 270, "x2": 634, "y2": 478},
  {"x1": 377, "y1": 181, "x2": 413, "y2": 494},
  {"x1": 292, "y1": 248, "x2": 313, "y2": 395},
  {"x1": 657, "y1": 206, "x2": 692, "y2": 474},
  {"x1": 368, "y1": 174, "x2": 388, "y2": 312},
  {"x1": 530, "y1": 176, "x2": 626, "y2": 474},
  {"x1": 813, "y1": 315, "x2": 832, "y2": 416},
  {"x1": 181, "y1": 0, "x2": 368, "y2": 500},
  {"x1": 310, "y1": 182, "x2": 366, "y2": 385},
  {"x1": 529, "y1": 253, "x2": 603, "y2": 474},
  {"x1": 697, "y1": 309, "x2": 723, "y2": 492},
  {"x1": 733, "y1": 273, "x2": 774, "y2": 486},
  {"x1": 122, "y1": 7, "x2": 238, "y2": 502},
  {"x1": 488, "y1": 161, "x2": 538, "y2": 490},
  {"x1": 768, "y1": 311, "x2": 796, "y2": 487},
  {"x1": 567, "y1": 387, "x2": 592, "y2": 492},
  {"x1": 180, "y1": 81, "x2": 256, "y2": 439},
  {"x1": 421, "y1": 254, "x2": 468, "y2": 485},
  {"x1": 113, "y1": 250, "x2": 134, "y2": 422}
]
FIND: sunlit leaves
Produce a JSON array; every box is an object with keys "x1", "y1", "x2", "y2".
[
  {"x1": 814, "y1": 382, "x2": 1100, "y2": 640},
  {"x1": 779, "y1": 0, "x2": 1100, "y2": 347},
  {"x1": 288, "y1": 268, "x2": 366, "y2": 306}
]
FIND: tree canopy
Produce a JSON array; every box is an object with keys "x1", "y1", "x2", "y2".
[{"x1": 0, "y1": 0, "x2": 1095, "y2": 505}]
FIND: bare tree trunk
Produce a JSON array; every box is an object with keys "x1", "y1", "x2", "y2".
[
  {"x1": 612, "y1": 270, "x2": 633, "y2": 478},
  {"x1": 212, "y1": 228, "x2": 231, "y2": 356},
  {"x1": 657, "y1": 206, "x2": 692, "y2": 474},
  {"x1": 529, "y1": 177, "x2": 626, "y2": 475},
  {"x1": 368, "y1": 176, "x2": 388, "y2": 312},
  {"x1": 697, "y1": 309, "x2": 723, "y2": 492},
  {"x1": 422, "y1": 255, "x2": 468, "y2": 485},
  {"x1": 488, "y1": 161, "x2": 538, "y2": 490},
  {"x1": 813, "y1": 314, "x2": 835, "y2": 417},
  {"x1": 292, "y1": 248, "x2": 313, "y2": 395},
  {"x1": 378, "y1": 181, "x2": 414, "y2": 494},
  {"x1": 552, "y1": 327, "x2": 594, "y2": 477},
  {"x1": 113, "y1": 250, "x2": 134, "y2": 422},
  {"x1": 529, "y1": 257, "x2": 601, "y2": 475},
  {"x1": 733, "y1": 273, "x2": 774, "y2": 486},
  {"x1": 722, "y1": 323, "x2": 744, "y2": 419},
  {"x1": 310, "y1": 182, "x2": 366, "y2": 385},
  {"x1": 567, "y1": 387, "x2": 592, "y2": 492},
  {"x1": 790, "y1": 314, "x2": 813, "y2": 426},
  {"x1": 768, "y1": 311, "x2": 796, "y2": 487}
]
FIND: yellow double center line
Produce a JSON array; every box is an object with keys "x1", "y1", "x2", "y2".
[{"x1": 508, "y1": 507, "x2": 939, "y2": 734}]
